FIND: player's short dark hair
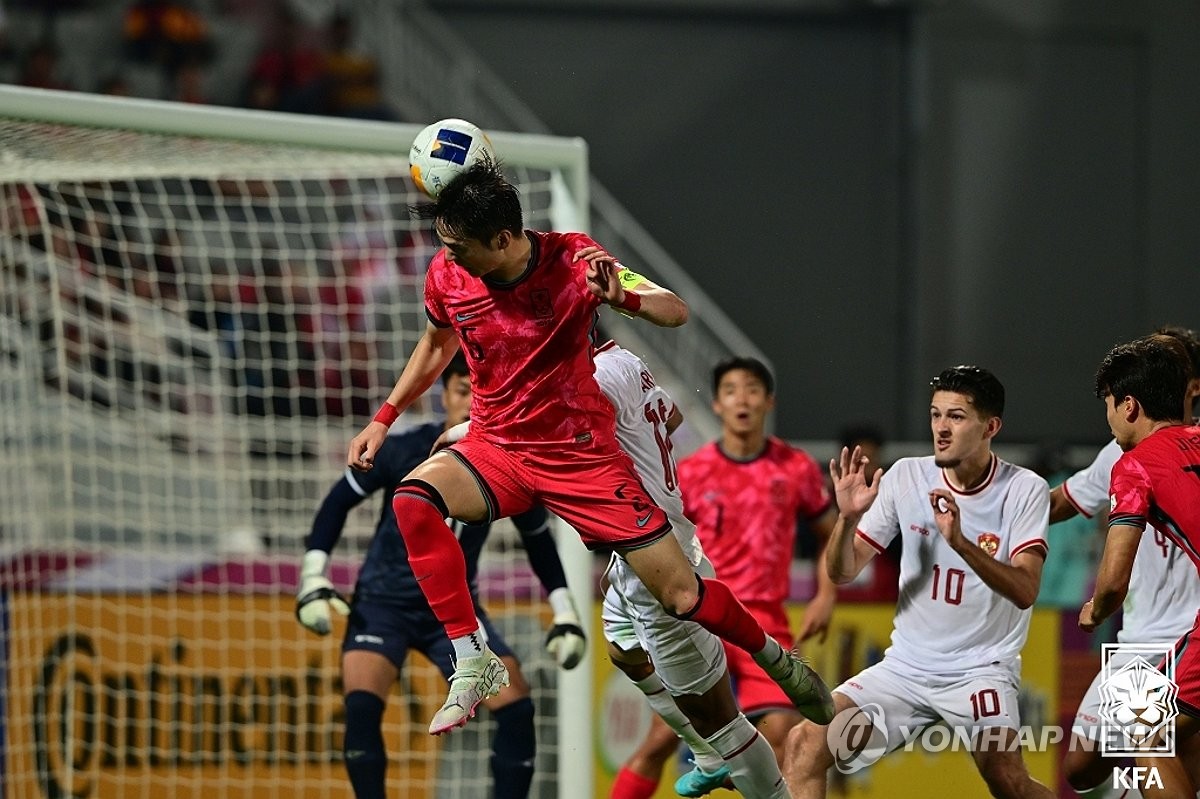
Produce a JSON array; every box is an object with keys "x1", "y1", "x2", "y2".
[
  {"x1": 712, "y1": 357, "x2": 774, "y2": 397},
  {"x1": 441, "y1": 352, "x2": 469, "y2": 386},
  {"x1": 1155, "y1": 324, "x2": 1200, "y2": 377},
  {"x1": 929, "y1": 365, "x2": 1005, "y2": 418},
  {"x1": 412, "y1": 156, "x2": 523, "y2": 243},
  {"x1": 1094, "y1": 334, "x2": 1190, "y2": 422}
]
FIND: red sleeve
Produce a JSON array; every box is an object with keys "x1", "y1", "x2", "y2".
[
  {"x1": 423, "y1": 259, "x2": 450, "y2": 327},
  {"x1": 1108, "y1": 452, "x2": 1150, "y2": 530}
]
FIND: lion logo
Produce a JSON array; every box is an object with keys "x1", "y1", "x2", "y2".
[
  {"x1": 977, "y1": 533, "x2": 1000, "y2": 558},
  {"x1": 1099, "y1": 656, "x2": 1178, "y2": 750}
]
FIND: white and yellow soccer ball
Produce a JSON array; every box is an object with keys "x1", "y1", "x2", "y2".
[{"x1": 408, "y1": 118, "x2": 495, "y2": 199}]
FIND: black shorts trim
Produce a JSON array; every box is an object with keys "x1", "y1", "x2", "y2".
[
  {"x1": 603, "y1": 522, "x2": 673, "y2": 553},
  {"x1": 446, "y1": 448, "x2": 500, "y2": 524}
]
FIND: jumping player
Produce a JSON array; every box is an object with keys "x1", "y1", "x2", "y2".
[{"x1": 345, "y1": 157, "x2": 829, "y2": 735}]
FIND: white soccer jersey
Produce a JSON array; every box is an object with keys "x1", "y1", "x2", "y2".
[
  {"x1": 593, "y1": 342, "x2": 704, "y2": 567},
  {"x1": 856, "y1": 454, "x2": 1049, "y2": 669},
  {"x1": 1062, "y1": 439, "x2": 1200, "y2": 645}
]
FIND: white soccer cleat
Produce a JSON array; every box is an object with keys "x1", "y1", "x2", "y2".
[
  {"x1": 428, "y1": 648, "x2": 510, "y2": 735},
  {"x1": 754, "y1": 644, "x2": 836, "y2": 724}
]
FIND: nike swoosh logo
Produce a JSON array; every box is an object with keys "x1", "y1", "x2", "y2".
[
  {"x1": 345, "y1": 750, "x2": 366, "y2": 760},
  {"x1": 455, "y1": 312, "x2": 476, "y2": 321},
  {"x1": 636, "y1": 511, "x2": 654, "y2": 528}
]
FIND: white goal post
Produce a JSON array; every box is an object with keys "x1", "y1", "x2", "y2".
[{"x1": 0, "y1": 85, "x2": 592, "y2": 799}]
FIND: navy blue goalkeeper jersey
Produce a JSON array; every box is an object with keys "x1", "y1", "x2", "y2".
[{"x1": 309, "y1": 422, "x2": 548, "y2": 607}]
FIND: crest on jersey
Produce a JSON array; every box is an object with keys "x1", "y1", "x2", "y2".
[
  {"x1": 530, "y1": 288, "x2": 554, "y2": 321},
  {"x1": 976, "y1": 533, "x2": 1000, "y2": 557},
  {"x1": 770, "y1": 479, "x2": 789, "y2": 504},
  {"x1": 1098, "y1": 643, "x2": 1178, "y2": 756}
]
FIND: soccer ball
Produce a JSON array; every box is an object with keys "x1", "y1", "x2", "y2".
[{"x1": 408, "y1": 118, "x2": 495, "y2": 199}]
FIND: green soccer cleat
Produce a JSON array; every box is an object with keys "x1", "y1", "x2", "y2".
[
  {"x1": 754, "y1": 645, "x2": 836, "y2": 724},
  {"x1": 429, "y1": 647, "x2": 510, "y2": 735}
]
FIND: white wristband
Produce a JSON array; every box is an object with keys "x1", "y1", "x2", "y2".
[
  {"x1": 445, "y1": 420, "x2": 471, "y2": 443},
  {"x1": 548, "y1": 587, "x2": 575, "y2": 618},
  {"x1": 301, "y1": 549, "x2": 330, "y2": 579}
]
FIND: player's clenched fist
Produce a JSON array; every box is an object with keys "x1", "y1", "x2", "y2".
[
  {"x1": 296, "y1": 550, "x2": 350, "y2": 635},
  {"x1": 544, "y1": 587, "x2": 587, "y2": 670}
]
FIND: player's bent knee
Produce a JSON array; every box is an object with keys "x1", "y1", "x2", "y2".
[
  {"x1": 977, "y1": 757, "x2": 1028, "y2": 799},
  {"x1": 786, "y1": 720, "x2": 833, "y2": 774}
]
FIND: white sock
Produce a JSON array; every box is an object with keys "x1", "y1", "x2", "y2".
[
  {"x1": 450, "y1": 629, "x2": 488, "y2": 663},
  {"x1": 706, "y1": 713, "x2": 788, "y2": 799},
  {"x1": 754, "y1": 635, "x2": 784, "y2": 664},
  {"x1": 633, "y1": 673, "x2": 725, "y2": 773}
]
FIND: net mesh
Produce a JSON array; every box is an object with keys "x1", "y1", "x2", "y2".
[{"x1": 0, "y1": 114, "x2": 567, "y2": 799}]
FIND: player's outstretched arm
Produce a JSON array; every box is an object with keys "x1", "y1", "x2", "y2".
[
  {"x1": 296, "y1": 480, "x2": 363, "y2": 635},
  {"x1": 1080, "y1": 523, "x2": 1142, "y2": 631},
  {"x1": 826, "y1": 446, "x2": 883, "y2": 583},
  {"x1": 347, "y1": 323, "x2": 459, "y2": 471},
  {"x1": 798, "y1": 507, "x2": 840, "y2": 642},
  {"x1": 575, "y1": 246, "x2": 688, "y2": 328},
  {"x1": 1048, "y1": 485, "x2": 1080, "y2": 524}
]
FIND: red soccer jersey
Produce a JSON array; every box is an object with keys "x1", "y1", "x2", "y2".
[
  {"x1": 424, "y1": 230, "x2": 618, "y2": 451},
  {"x1": 678, "y1": 438, "x2": 832, "y2": 604},
  {"x1": 1109, "y1": 424, "x2": 1200, "y2": 573}
]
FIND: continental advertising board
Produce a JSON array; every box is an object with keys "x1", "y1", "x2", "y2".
[{"x1": 2, "y1": 593, "x2": 445, "y2": 799}]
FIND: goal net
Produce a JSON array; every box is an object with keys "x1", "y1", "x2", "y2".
[{"x1": 0, "y1": 86, "x2": 591, "y2": 799}]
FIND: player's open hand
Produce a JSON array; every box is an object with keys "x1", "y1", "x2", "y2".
[
  {"x1": 578, "y1": 246, "x2": 624, "y2": 305},
  {"x1": 545, "y1": 589, "x2": 587, "y2": 670},
  {"x1": 929, "y1": 489, "x2": 962, "y2": 545},
  {"x1": 296, "y1": 551, "x2": 350, "y2": 636},
  {"x1": 830, "y1": 445, "x2": 881, "y2": 518},
  {"x1": 347, "y1": 422, "x2": 387, "y2": 472}
]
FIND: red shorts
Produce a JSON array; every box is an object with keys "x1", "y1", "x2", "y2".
[
  {"x1": 724, "y1": 601, "x2": 795, "y2": 716},
  {"x1": 447, "y1": 435, "x2": 671, "y2": 550},
  {"x1": 1173, "y1": 610, "x2": 1200, "y2": 718}
]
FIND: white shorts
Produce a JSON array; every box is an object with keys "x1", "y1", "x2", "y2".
[
  {"x1": 600, "y1": 553, "x2": 726, "y2": 697},
  {"x1": 835, "y1": 656, "x2": 1022, "y2": 755},
  {"x1": 1072, "y1": 649, "x2": 1138, "y2": 744}
]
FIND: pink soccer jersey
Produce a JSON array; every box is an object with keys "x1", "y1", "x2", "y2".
[
  {"x1": 1109, "y1": 424, "x2": 1200, "y2": 573},
  {"x1": 678, "y1": 439, "x2": 831, "y2": 604},
  {"x1": 424, "y1": 230, "x2": 617, "y2": 450}
]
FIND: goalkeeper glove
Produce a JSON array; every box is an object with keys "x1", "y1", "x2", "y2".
[
  {"x1": 544, "y1": 587, "x2": 587, "y2": 670},
  {"x1": 296, "y1": 550, "x2": 350, "y2": 636}
]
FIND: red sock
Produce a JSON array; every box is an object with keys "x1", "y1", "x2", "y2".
[
  {"x1": 610, "y1": 766, "x2": 659, "y2": 799},
  {"x1": 679, "y1": 576, "x2": 768, "y2": 653},
  {"x1": 392, "y1": 484, "x2": 477, "y2": 638}
]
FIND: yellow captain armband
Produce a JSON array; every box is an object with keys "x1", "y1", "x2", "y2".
[{"x1": 616, "y1": 267, "x2": 648, "y2": 291}]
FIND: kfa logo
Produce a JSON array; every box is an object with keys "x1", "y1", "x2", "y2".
[{"x1": 1098, "y1": 642, "x2": 1179, "y2": 791}]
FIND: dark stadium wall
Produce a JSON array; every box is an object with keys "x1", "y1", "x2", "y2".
[{"x1": 428, "y1": 0, "x2": 1200, "y2": 445}]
